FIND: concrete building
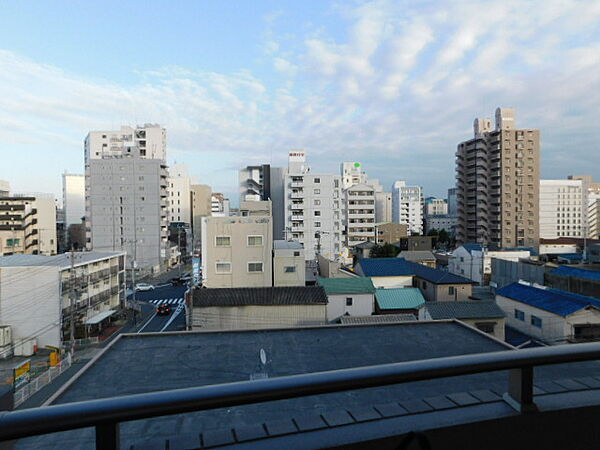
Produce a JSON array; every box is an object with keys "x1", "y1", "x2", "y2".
[
  {"x1": 490, "y1": 258, "x2": 545, "y2": 290},
  {"x1": 391, "y1": 181, "x2": 423, "y2": 235},
  {"x1": 0, "y1": 180, "x2": 9, "y2": 196},
  {"x1": 62, "y1": 173, "x2": 85, "y2": 228},
  {"x1": 284, "y1": 151, "x2": 343, "y2": 260},
  {"x1": 345, "y1": 184, "x2": 376, "y2": 247},
  {"x1": 374, "y1": 191, "x2": 392, "y2": 223},
  {"x1": 190, "y1": 184, "x2": 212, "y2": 252},
  {"x1": 497, "y1": 282, "x2": 600, "y2": 344},
  {"x1": 0, "y1": 195, "x2": 57, "y2": 256},
  {"x1": 201, "y1": 201, "x2": 272, "y2": 288},
  {"x1": 569, "y1": 175, "x2": 600, "y2": 239},
  {"x1": 211, "y1": 193, "x2": 230, "y2": 216},
  {"x1": 273, "y1": 240, "x2": 305, "y2": 287},
  {"x1": 318, "y1": 277, "x2": 376, "y2": 322},
  {"x1": 341, "y1": 162, "x2": 368, "y2": 190},
  {"x1": 425, "y1": 215, "x2": 458, "y2": 235},
  {"x1": 191, "y1": 286, "x2": 328, "y2": 330},
  {"x1": 424, "y1": 197, "x2": 448, "y2": 216},
  {"x1": 0, "y1": 251, "x2": 125, "y2": 349},
  {"x1": 374, "y1": 222, "x2": 408, "y2": 245},
  {"x1": 447, "y1": 187, "x2": 458, "y2": 216},
  {"x1": 456, "y1": 108, "x2": 540, "y2": 248},
  {"x1": 539, "y1": 179, "x2": 584, "y2": 239},
  {"x1": 167, "y1": 164, "x2": 191, "y2": 224},
  {"x1": 85, "y1": 124, "x2": 169, "y2": 271},
  {"x1": 449, "y1": 244, "x2": 532, "y2": 285}
]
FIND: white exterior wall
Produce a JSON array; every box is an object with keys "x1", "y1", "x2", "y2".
[
  {"x1": 0, "y1": 266, "x2": 61, "y2": 348},
  {"x1": 425, "y1": 215, "x2": 458, "y2": 234},
  {"x1": 33, "y1": 197, "x2": 58, "y2": 256},
  {"x1": 449, "y1": 247, "x2": 529, "y2": 285},
  {"x1": 62, "y1": 174, "x2": 85, "y2": 226},
  {"x1": 273, "y1": 247, "x2": 305, "y2": 286},
  {"x1": 539, "y1": 243, "x2": 578, "y2": 255},
  {"x1": 326, "y1": 293, "x2": 374, "y2": 321},
  {"x1": 168, "y1": 163, "x2": 191, "y2": 224},
  {"x1": 540, "y1": 179, "x2": 584, "y2": 239},
  {"x1": 424, "y1": 198, "x2": 448, "y2": 216},
  {"x1": 341, "y1": 162, "x2": 368, "y2": 190},
  {"x1": 391, "y1": 181, "x2": 423, "y2": 235},
  {"x1": 375, "y1": 192, "x2": 392, "y2": 223},
  {"x1": 497, "y1": 294, "x2": 600, "y2": 344},
  {"x1": 345, "y1": 184, "x2": 376, "y2": 247},
  {"x1": 369, "y1": 275, "x2": 414, "y2": 289},
  {"x1": 192, "y1": 304, "x2": 327, "y2": 330}
]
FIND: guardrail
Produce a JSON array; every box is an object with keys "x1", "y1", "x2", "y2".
[
  {"x1": 13, "y1": 353, "x2": 73, "y2": 407},
  {"x1": 2, "y1": 342, "x2": 600, "y2": 449}
]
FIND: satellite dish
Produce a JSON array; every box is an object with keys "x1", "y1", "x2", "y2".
[{"x1": 260, "y1": 348, "x2": 267, "y2": 366}]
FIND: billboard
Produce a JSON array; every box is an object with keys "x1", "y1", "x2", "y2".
[
  {"x1": 13, "y1": 360, "x2": 31, "y2": 389},
  {"x1": 192, "y1": 257, "x2": 201, "y2": 285}
]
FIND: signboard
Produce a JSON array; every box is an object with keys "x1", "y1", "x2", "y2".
[
  {"x1": 192, "y1": 257, "x2": 201, "y2": 285},
  {"x1": 13, "y1": 360, "x2": 31, "y2": 389}
]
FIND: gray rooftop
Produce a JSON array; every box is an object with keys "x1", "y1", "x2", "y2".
[
  {"x1": 340, "y1": 314, "x2": 417, "y2": 324},
  {"x1": 273, "y1": 240, "x2": 304, "y2": 250},
  {"x1": 426, "y1": 301, "x2": 506, "y2": 320},
  {"x1": 0, "y1": 251, "x2": 124, "y2": 269},
  {"x1": 398, "y1": 250, "x2": 436, "y2": 261}
]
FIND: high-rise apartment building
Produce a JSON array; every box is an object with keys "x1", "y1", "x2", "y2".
[
  {"x1": 424, "y1": 197, "x2": 448, "y2": 216},
  {"x1": 345, "y1": 184, "x2": 376, "y2": 247},
  {"x1": 447, "y1": 188, "x2": 458, "y2": 216},
  {"x1": 62, "y1": 173, "x2": 85, "y2": 227},
  {"x1": 569, "y1": 175, "x2": 600, "y2": 239},
  {"x1": 284, "y1": 151, "x2": 343, "y2": 260},
  {"x1": 456, "y1": 108, "x2": 540, "y2": 248},
  {"x1": 539, "y1": 179, "x2": 584, "y2": 239},
  {"x1": 341, "y1": 162, "x2": 368, "y2": 190},
  {"x1": 375, "y1": 192, "x2": 393, "y2": 223},
  {"x1": 0, "y1": 180, "x2": 9, "y2": 196},
  {"x1": 168, "y1": 164, "x2": 191, "y2": 224},
  {"x1": 85, "y1": 124, "x2": 169, "y2": 271},
  {"x1": 391, "y1": 181, "x2": 423, "y2": 235},
  {"x1": 190, "y1": 184, "x2": 212, "y2": 252}
]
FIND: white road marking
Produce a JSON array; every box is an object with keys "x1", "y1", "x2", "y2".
[{"x1": 160, "y1": 304, "x2": 184, "y2": 332}]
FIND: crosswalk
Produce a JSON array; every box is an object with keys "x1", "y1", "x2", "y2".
[{"x1": 149, "y1": 298, "x2": 185, "y2": 306}]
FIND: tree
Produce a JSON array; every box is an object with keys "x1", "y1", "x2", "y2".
[{"x1": 370, "y1": 243, "x2": 400, "y2": 258}]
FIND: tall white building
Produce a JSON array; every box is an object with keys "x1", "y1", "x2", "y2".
[
  {"x1": 392, "y1": 181, "x2": 423, "y2": 235},
  {"x1": 85, "y1": 124, "x2": 169, "y2": 271},
  {"x1": 284, "y1": 151, "x2": 343, "y2": 260},
  {"x1": 424, "y1": 198, "x2": 448, "y2": 216},
  {"x1": 345, "y1": 184, "x2": 376, "y2": 247},
  {"x1": 62, "y1": 173, "x2": 85, "y2": 227},
  {"x1": 375, "y1": 192, "x2": 393, "y2": 223},
  {"x1": 341, "y1": 162, "x2": 368, "y2": 190},
  {"x1": 539, "y1": 179, "x2": 584, "y2": 239},
  {"x1": 211, "y1": 193, "x2": 230, "y2": 216},
  {"x1": 569, "y1": 175, "x2": 600, "y2": 239},
  {"x1": 168, "y1": 163, "x2": 191, "y2": 224}
]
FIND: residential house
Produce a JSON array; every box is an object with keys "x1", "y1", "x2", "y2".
[
  {"x1": 317, "y1": 277, "x2": 376, "y2": 322},
  {"x1": 375, "y1": 288, "x2": 426, "y2": 318},
  {"x1": 397, "y1": 250, "x2": 436, "y2": 268},
  {"x1": 424, "y1": 301, "x2": 506, "y2": 340},
  {"x1": 496, "y1": 282, "x2": 600, "y2": 344}
]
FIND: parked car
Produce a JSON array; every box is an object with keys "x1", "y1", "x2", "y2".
[
  {"x1": 170, "y1": 277, "x2": 186, "y2": 286},
  {"x1": 135, "y1": 283, "x2": 155, "y2": 292},
  {"x1": 156, "y1": 304, "x2": 171, "y2": 316}
]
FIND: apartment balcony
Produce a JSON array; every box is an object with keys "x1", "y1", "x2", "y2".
[
  {"x1": 291, "y1": 226, "x2": 304, "y2": 232},
  {"x1": 290, "y1": 204, "x2": 304, "y2": 210},
  {"x1": 290, "y1": 181, "x2": 303, "y2": 188},
  {"x1": 348, "y1": 213, "x2": 375, "y2": 219},
  {"x1": 290, "y1": 214, "x2": 304, "y2": 221},
  {"x1": 289, "y1": 192, "x2": 303, "y2": 199}
]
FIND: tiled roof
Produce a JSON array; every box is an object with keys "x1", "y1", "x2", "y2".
[
  {"x1": 355, "y1": 241, "x2": 376, "y2": 249},
  {"x1": 375, "y1": 288, "x2": 425, "y2": 310},
  {"x1": 426, "y1": 301, "x2": 505, "y2": 320},
  {"x1": 318, "y1": 277, "x2": 376, "y2": 295},
  {"x1": 193, "y1": 286, "x2": 328, "y2": 307},
  {"x1": 397, "y1": 251, "x2": 435, "y2": 261},
  {"x1": 550, "y1": 265, "x2": 600, "y2": 282},
  {"x1": 496, "y1": 282, "x2": 600, "y2": 316},
  {"x1": 357, "y1": 258, "x2": 474, "y2": 284},
  {"x1": 340, "y1": 314, "x2": 417, "y2": 324}
]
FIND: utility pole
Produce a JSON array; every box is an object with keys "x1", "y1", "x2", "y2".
[
  {"x1": 69, "y1": 250, "x2": 77, "y2": 347},
  {"x1": 178, "y1": 226, "x2": 182, "y2": 277},
  {"x1": 131, "y1": 239, "x2": 138, "y2": 325}
]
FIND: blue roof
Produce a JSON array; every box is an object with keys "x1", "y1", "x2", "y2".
[
  {"x1": 502, "y1": 247, "x2": 539, "y2": 256},
  {"x1": 550, "y1": 265, "x2": 600, "y2": 282},
  {"x1": 357, "y1": 258, "x2": 474, "y2": 284},
  {"x1": 496, "y1": 282, "x2": 600, "y2": 316},
  {"x1": 556, "y1": 253, "x2": 583, "y2": 261},
  {"x1": 462, "y1": 244, "x2": 483, "y2": 253}
]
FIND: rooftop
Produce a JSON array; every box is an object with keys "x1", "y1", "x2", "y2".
[
  {"x1": 339, "y1": 314, "x2": 417, "y2": 324},
  {"x1": 317, "y1": 277, "x2": 376, "y2": 295},
  {"x1": 357, "y1": 257, "x2": 474, "y2": 284},
  {"x1": 375, "y1": 288, "x2": 425, "y2": 310},
  {"x1": 0, "y1": 251, "x2": 124, "y2": 269},
  {"x1": 496, "y1": 282, "x2": 600, "y2": 316},
  {"x1": 273, "y1": 240, "x2": 304, "y2": 250},
  {"x1": 397, "y1": 250, "x2": 435, "y2": 261},
  {"x1": 192, "y1": 286, "x2": 328, "y2": 307},
  {"x1": 426, "y1": 301, "x2": 505, "y2": 320},
  {"x1": 550, "y1": 265, "x2": 600, "y2": 282},
  {"x1": 462, "y1": 243, "x2": 483, "y2": 253}
]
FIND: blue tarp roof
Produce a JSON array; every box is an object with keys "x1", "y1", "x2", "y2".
[
  {"x1": 357, "y1": 258, "x2": 474, "y2": 284},
  {"x1": 496, "y1": 282, "x2": 600, "y2": 316},
  {"x1": 550, "y1": 265, "x2": 600, "y2": 282}
]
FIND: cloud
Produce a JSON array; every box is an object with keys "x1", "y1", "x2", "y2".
[{"x1": 2, "y1": 0, "x2": 600, "y2": 198}]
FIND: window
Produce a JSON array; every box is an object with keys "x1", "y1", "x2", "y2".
[
  {"x1": 514, "y1": 309, "x2": 525, "y2": 321},
  {"x1": 422, "y1": 281, "x2": 427, "y2": 290},
  {"x1": 460, "y1": 257, "x2": 464, "y2": 262},
  {"x1": 215, "y1": 236, "x2": 231, "y2": 246},
  {"x1": 314, "y1": 200, "x2": 321, "y2": 206},
  {"x1": 314, "y1": 189, "x2": 320, "y2": 195},
  {"x1": 346, "y1": 297, "x2": 353, "y2": 306},
  {"x1": 314, "y1": 222, "x2": 321, "y2": 228},
  {"x1": 284, "y1": 266, "x2": 296, "y2": 273},
  {"x1": 475, "y1": 322, "x2": 495, "y2": 334},
  {"x1": 531, "y1": 315, "x2": 542, "y2": 328},
  {"x1": 293, "y1": 251, "x2": 300, "y2": 257},
  {"x1": 248, "y1": 262, "x2": 263, "y2": 273},
  {"x1": 314, "y1": 177, "x2": 321, "y2": 183},
  {"x1": 448, "y1": 286, "x2": 455, "y2": 295},
  {"x1": 215, "y1": 262, "x2": 231, "y2": 273},
  {"x1": 314, "y1": 211, "x2": 321, "y2": 216},
  {"x1": 247, "y1": 235, "x2": 263, "y2": 246}
]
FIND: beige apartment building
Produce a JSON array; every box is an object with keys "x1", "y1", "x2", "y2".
[
  {"x1": 201, "y1": 201, "x2": 273, "y2": 288},
  {"x1": 190, "y1": 184, "x2": 212, "y2": 251},
  {"x1": 0, "y1": 195, "x2": 57, "y2": 256},
  {"x1": 374, "y1": 222, "x2": 408, "y2": 245},
  {"x1": 456, "y1": 108, "x2": 540, "y2": 248},
  {"x1": 273, "y1": 240, "x2": 305, "y2": 286}
]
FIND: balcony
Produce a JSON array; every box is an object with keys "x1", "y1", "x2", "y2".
[
  {"x1": 290, "y1": 192, "x2": 303, "y2": 199},
  {"x1": 290, "y1": 204, "x2": 304, "y2": 210},
  {"x1": 290, "y1": 181, "x2": 303, "y2": 188}
]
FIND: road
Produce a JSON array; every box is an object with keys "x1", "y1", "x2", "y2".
[{"x1": 129, "y1": 283, "x2": 188, "y2": 333}]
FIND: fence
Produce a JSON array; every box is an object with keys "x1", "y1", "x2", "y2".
[{"x1": 13, "y1": 352, "x2": 73, "y2": 407}]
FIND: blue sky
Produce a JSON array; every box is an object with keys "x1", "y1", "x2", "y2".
[{"x1": 1, "y1": 0, "x2": 600, "y2": 203}]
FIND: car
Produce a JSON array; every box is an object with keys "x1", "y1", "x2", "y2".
[
  {"x1": 134, "y1": 283, "x2": 154, "y2": 292},
  {"x1": 170, "y1": 277, "x2": 186, "y2": 286},
  {"x1": 156, "y1": 304, "x2": 171, "y2": 316}
]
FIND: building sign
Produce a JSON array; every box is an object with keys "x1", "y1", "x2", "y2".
[
  {"x1": 13, "y1": 360, "x2": 31, "y2": 389},
  {"x1": 192, "y1": 257, "x2": 201, "y2": 285}
]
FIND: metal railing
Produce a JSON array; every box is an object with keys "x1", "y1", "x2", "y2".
[
  {"x1": 2, "y1": 342, "x2": 600, "y2": 449},
  {"x1": 13, "y1": 353, "x2": 73, "y2": 407}
]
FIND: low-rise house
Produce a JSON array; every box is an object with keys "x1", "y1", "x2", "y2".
[
  {"x1": 191, "y1": 286, "x2": 328, "y2": 330},
  {"x1": 397, "y1": 250, "x2": 436, "y2": 268},
  {"x1": 496, "y1": 282, "x2": 600, "y2": 344},
  {"x1": 424, "y1": 301, "x2": 506, "y2": 340},
  {"x1": 318, "y1": 277, "x2": 376, "y2": 322},
  {"x1": 375, "y1": 288, "x2": 426, "y2": 318},
  {"x1": 449, "y1": 245, "x2": 532, "y2": 285},
  {"x1": 354, "y1": 257, "x2": 414, "y2": 288},
  {"x1": 353, "y1": 241, "x2": 376, "y2": 259}
]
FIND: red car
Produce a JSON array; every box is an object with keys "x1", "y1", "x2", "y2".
[{"x1": 157, "y1": 304, "x2": 171, "y2": 316}]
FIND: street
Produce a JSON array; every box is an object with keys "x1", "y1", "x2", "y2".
[{"x1": 129, "y1": 283, "x2": 188, "y2": 333}]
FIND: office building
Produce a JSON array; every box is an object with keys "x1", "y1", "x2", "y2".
[
  {"x1": 0, "y1": 194, "x2": 57, "y2": 256},
  {"x1": 284, "y1": 151, "x2": 343, "y2": 260},
  {"x1": 539, "y1": 179, "x2": 584, "y2": 239},
  {"x1": 391, "y1": 181, "x2": 423, "y2": 235},
  {"x1": 85, "y1": 124, "x2": 169, "y2": 271},
  {"x1": 167, "y1": 163, "x2": 191, "y2": 224},
  {"x1": 456, "y1": 108, "x2": 540, "y2": 248}
]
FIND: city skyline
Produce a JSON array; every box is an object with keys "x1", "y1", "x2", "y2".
[{"x1": 2, "y1": 0, "x2": 600, "y2": 201}]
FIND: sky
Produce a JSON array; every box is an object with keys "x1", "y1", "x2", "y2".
[{"x1": 1, "y1": 0, "x2": 600, "y2": 203}]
